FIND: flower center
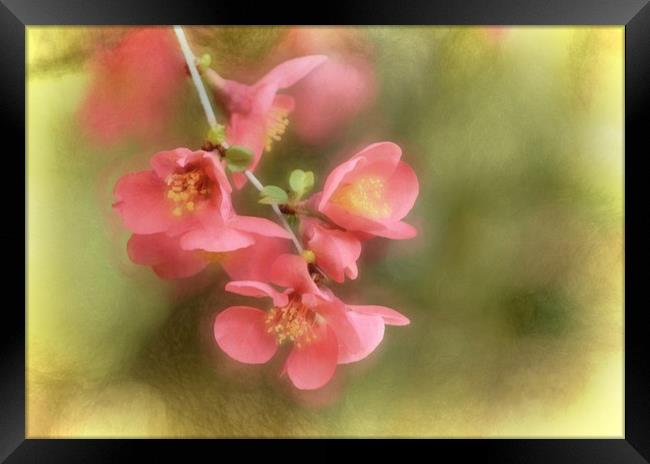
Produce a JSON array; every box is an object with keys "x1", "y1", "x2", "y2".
[
  {"x1": 165, "y1": 169, "x2": 211, "y2": 217},
  {"x1": 330, "y1": 175, "x2": 391, "y2": 220},
  {"x1": 265, "y1": 107, "x2": 290, "y2": 152},
  {"x1": 265, "y1": 296, "x2": 317, "y2": 347}
]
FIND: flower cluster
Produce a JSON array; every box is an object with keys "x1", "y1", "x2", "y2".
[{"x1": 101, "y1": 27, "x2": 419, "y2": 390}]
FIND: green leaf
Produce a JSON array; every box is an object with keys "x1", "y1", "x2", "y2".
[
  {"x1": 259, "y1": 185, "x2": 288, "y2": 204},
  {"x1": 303, "y1": 171, "x2": 315, "y2": 191},
  {"x1": 288, "y1": 169, "x2": 315, "y2": 200},
  {"x1": 225, "y1": 145, "x2": 253, "y2": 172},
  {"x1": 289, "y1": 169, "x2": 306, "y2": 193}
]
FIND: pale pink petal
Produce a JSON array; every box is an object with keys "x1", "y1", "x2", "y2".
[
  {"x1": 225, "y1": 281, "x2": 288, "y2": 307},
  {"x1": 336, "y1": 311, "x2": 385, "y2": 364},
  {"x1": 319, "y1": 202, "x2": 386, "y2": 234},
  {"x1": 386, "y1": 161, "x2": 419, "y2": 221},
  {"x1": 127, "y1": 233, "x2": 208, "y2": 279},
  {"x1": 113, "y1": 170, "x2": 173, "y2": 234},
  {"x1": 150, "y1": 147, "x2": 195, "y2": 179},
  {"x1": 257, "y1": 55, "x2": 328, "y2": 90},
  {"x1": 347, "y1": 305, "x2": 410, "y2": 326},
  {"x1": 318, "y1": 156, "x2": 365, "y2": 208},
  {"x1": 369, "y1": 220, "x2": 417, "y2": 240},
  {"x1": 270, "y1": 254, "x2": 320, "y2": 295},
  {"x1": 214, "y1": 306, "x2": 278, "y2": 364},
  {"x1": 180, "y1": 226, "x2": 255, "y2": 252},
  {"x1": 271, "y1": 93, "x2": 295, "y2": 113},
  {"x1": 229, "y1": 216, "x2": 291, "y2": 239},
  {"x1": 285, "y1": 323, "x2": 338, "y2": 390}
]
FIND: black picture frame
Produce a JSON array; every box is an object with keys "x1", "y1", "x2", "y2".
[{"x1": 5, "y1": 0, "x2": 648, "y2": 461}]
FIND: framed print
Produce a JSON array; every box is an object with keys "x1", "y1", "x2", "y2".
[{"x1": 4, "y1": 0, "x2": 649, "y2": 461}]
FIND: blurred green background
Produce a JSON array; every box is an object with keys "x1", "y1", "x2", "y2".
[{"x1": 27, "y1": 26, "x2": 623, "y2": 437}]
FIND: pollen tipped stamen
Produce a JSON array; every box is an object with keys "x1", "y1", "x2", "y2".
[
  {"x1": 165, "y1": 169, "x2": 211, "y2": 216},
  {"x1": 265, "y1": 107, "x2": 290, "y2": 152},
  {"x1": 264, "y1": 298, "x2": 317, "y2": 346}
]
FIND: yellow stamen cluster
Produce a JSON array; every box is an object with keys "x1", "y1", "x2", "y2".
[
  {"x1": 265, "y1": 299, "x2": 317, "y2": 348},
  {"x1": 166, "y1": 169, "x2": 211, "y2": 217},
  {"x1": 265, "y1": 107, "x2": 290, "y2": 152},
  {"x1": 330, "y1": 175, "x2": 392, "y2": 220}
]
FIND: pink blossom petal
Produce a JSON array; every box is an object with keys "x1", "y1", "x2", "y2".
[
  {"x1": 347, "y1": 305, "x2": 410, "y2": 326},
  {"x1": 270, "y1": 254, "x2": 320, "y2": 295},
  {"x1": 336, "y1": 311, "x2": 385, "y2": 364},
  {"x1": 221, "y1": 236, "x2": 291, "y2": 282},
  {"x1": 113, "y1": 170, "x2": 173, "y2": 234},
  {"x1": 319, "y1": 156, "x2": 366, "y2": 208},
  {"x1": 180, "y1": 226, "x2": 255, "y2": 252},
  {"x1": 369, "y1": 220, "x2": 417, "y2": 240},
  {"x1": 303, "y1": 220, "x2": 361, "y2": 283},
  {"x1": 285, "y1": 323, "x2": 338, "y2": 390},
  {"x1": 225, "y1": 281, "x2": 289, "y2": 307},
  {"x1": 150, "y1": 147, "x2": 195, "y2": 179},
  {"x1": 214, "y1": 306, "x2": 278, "y2": 364},
  {"x1": 386, "y1": 161, "x2": 419, "y2": 221},
  {"x1": 229, "y1": 216, "x2": 291, "y2": 239},
  {"x1": 127, "y1": 233, "x2": 208, "y2": 279},
  {"x1": 257, "y1": 55, "x2": 328, "y2": 90},
  {"x1": 271, "y1": 93, "x2": 295, "y2": 113}
]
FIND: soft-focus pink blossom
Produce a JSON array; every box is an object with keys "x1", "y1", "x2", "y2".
[
  {"x1": 313, "y1": 142, "x2": 419, "y2": 240},
  {"x1": 79, "y1": 28, "x2": 186, "y2": 146},
  {"x1": 205, "y1": 55, "x2": 327, "y2": 189},
  {"x1": 213, "y1": 254, "x2": 409, "y2": 389},
  {"x1": 300, "y1": 218, "x2": 361, "y2": 283},
  {"x1": 291, "y1": 56, "x2": 377, "y2": 144},
  {"x1": 114, "y1": 148, "x2": 290, "y2": 277}
]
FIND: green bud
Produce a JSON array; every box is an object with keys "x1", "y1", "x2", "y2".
[
  {"x1": 225, "y1": 145, "x2": 253, "y2": 172},
  {"x1": 301, "y1": 249, "x2": 316, "y2": 264},
  {"x1": 259, "y1": 185, "x2": 289, "y2": 205},
  {"x1": 206, "y1": 125, "x2": 226, "y2": 146},
  {"x1": 197, "y1": 53, "x2": 212, "y2": 71}
]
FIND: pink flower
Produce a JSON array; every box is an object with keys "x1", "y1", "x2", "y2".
[
  {"x1": 79, "y1": 28, "x2": 186, "y2": 146},
  {"x1": 127, "y1": 234, "x2": 290, "y2": 280},
  {"x1": 205, "y1": 55, "x2": 327, "y2": 189},
  {"x1": 300, "y1": 218, "x2": 361, "y2": 283},
  {"x1": 291, "y1": 56, "x2": 377, "y2": 144},
  {"x1": 114, "y1": 148, "x2": 291, "y2": 277},
  {"x1": 213, "y1": 254, "x2": 409, "y2": 390},
  {"x1": 314, "y1": 142, "x2": 419, "y2": 240}
]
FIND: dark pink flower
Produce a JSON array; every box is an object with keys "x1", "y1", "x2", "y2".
[
  {"x1": 300, "y1": 218, "x2": 361, "y2": 283},
  {"x1": 205, "y1": 55, "x2": 327, "y2": 188},
  {"x1": 79, "y1": 28, "x2": 186, "y2": 146},
  {"x1": 314, "y1": 142, "x2": 419, "y2": 240},
  {"x1": 213, "y1": 254, "x2": 409, "y2": 390},
  {"x1": 114, "y1": 148, "x2": 291, "y2": 277}
]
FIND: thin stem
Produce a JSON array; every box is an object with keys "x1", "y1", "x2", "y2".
[
  {"x1": 173, "y1": 25, "x2": 304, "y2": 254},
  {"x1": 244, "y1": 170, "x2": 304, "y2": 253},
  {"x1": 173, "y1": 26, "x2": 218, "y2": 129}
]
